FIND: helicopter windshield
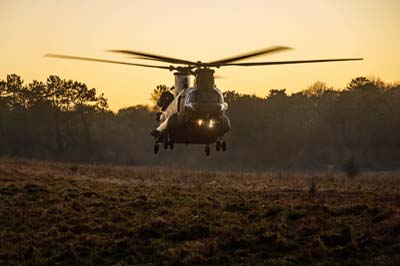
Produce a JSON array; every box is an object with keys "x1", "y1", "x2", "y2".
[{"x1": 189, "y1": 90, "x2": 222, "y2": 103}]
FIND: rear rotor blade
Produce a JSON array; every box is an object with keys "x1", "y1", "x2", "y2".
[
  {"x1": 44, "y1": 54, "x2": 172, "y2": 69},
  {"x1": 221, "y1": 58, "x2": 363, "y2": 67},
  {"x1": 109, "y1": 50, "x2": 196, "y2": 65},
  {"x1": 208, "y1": 46, "x2": 292, "y2": 66}
]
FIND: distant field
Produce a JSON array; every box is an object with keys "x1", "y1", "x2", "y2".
[{"x1": 0, "y1": 158, "x2": 399, "y2": 266}]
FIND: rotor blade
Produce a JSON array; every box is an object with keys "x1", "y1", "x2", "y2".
[
  {"x1": 127, "y1": 56, "x2": 184, "y2": 64},
  {"x1": 208, "y1": 46, "x2": 292, "y2": 66},
  {"x1": 220, "y1": 58, "x2": 364, "y2": 67},
  {"x1": 109, "y1": 50, "x2": 196, "y2": 65},
  {"x1": 44, "y1": 54, "x2": 172, "y2": 69}
]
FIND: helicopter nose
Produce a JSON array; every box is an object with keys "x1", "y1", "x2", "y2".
[{"x1": 189, "y1": 103, "x2": 226, "y2": 113}]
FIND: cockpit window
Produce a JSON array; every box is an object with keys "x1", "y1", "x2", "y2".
[{"x1": 189, "y1": 90, "x2": 222, "y2": 103}]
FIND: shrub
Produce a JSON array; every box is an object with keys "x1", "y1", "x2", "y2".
[{"x1": 343, "y1": 157, "x2": 359, "y2": 178}]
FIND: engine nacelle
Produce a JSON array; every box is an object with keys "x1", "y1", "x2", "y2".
[
  {"x1": 157, "y1": 91, "x2": 174, "y2": 111},
  {"x1": 174, "y1": 73, "x2": 190, "y2": 94}
]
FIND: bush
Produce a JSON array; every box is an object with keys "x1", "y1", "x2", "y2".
[{"x1": 343, "y1": 157, "x2": 359, "y2": 178}]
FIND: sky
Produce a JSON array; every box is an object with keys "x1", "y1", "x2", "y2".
[{"x1": 1, "y1": 0, "x2": 399, "y2": 110}]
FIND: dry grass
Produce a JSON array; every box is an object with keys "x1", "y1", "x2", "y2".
[{"x1": 1, "y1": 158, "x2": 399, "y2": 265}]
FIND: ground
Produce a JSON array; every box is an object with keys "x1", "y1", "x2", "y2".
[{"x1": 0, "y1": 158, "x2": 399, "y2": 265}]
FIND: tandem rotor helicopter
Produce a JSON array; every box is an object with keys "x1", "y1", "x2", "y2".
[{"x1": 45, "y1": 46, "x2": 362, "y2": 156}]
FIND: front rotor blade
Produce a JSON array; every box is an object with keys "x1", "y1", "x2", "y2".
[
  {"x1": 208, "y1": 46, "x2": 292, "y2": 66},
  {"x1": 44, "y1": 54, "x2": 172, "y2": 69},
  {"x1": 221, "y1": 58, "x2": 363, "y2": 67},
  {"x1": 109, "y1": 50, "x2": 196, "y2": 65},
  {"x1": 128, "y1": 56, "x2": 185, "y2": 64}
]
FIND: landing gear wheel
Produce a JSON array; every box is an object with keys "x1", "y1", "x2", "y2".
[
  {"x1": 221, "y1": 141, "x2": 227, "y2": 152},
  {"x1": 205, "y1": 145, "x2": 210, "y2": 156},
  {"x1": 154, "y1": 143, "x2": 159, "y2": 154},
  {"x1": 163, "y1": 138, "x2": 168, "y2": 150},
  {"x1": 216, "y1": 140, "x2": 221, "y2": 152}
]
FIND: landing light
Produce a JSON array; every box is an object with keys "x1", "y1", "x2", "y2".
[
  {"x1": 208, "y1": 119, "x2": 215, "y2": 128},
  {"x1": 196, "y1": 118, "x2": 216, "y2": 129}
]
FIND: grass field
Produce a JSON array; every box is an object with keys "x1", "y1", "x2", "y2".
[{"x1": 1, "y1": 158, "x2": 399, "y2": 265}]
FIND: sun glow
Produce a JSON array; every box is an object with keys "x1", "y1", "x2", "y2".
[{"x1": 1, "y1": 0, "x2": 399, "y2": 111}]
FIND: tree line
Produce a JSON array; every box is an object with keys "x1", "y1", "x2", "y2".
[{"x1": 1, "y1": 74, "x2": 399, "y2": 170}]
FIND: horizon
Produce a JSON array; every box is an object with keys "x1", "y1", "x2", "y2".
[
  {"x1": 1, "y1": 0, "x2": 399, "y2": 110},
  {"x1": 1, "y1": 72, "x2": 398, "y2": 113}
]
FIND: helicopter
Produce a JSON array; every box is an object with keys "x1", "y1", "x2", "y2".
[{"x1": 45, "y1": 46, "x2": 362, "y2": 156}]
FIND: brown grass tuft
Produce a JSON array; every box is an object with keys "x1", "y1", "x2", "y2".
[{"x1": 0, "y1": 158, "x2": 399, "y2": 265}]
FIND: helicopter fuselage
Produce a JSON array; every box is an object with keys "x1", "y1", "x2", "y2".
[{"x1": 153, "y1": 86, "x2": 230, "y2": 145}]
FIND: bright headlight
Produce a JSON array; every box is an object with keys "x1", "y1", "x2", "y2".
[{"x1": 196, "y1": 118, "x2": 216, "y2": 128}]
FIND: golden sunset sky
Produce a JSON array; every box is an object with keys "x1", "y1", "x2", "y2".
[{"x1": 1, "y1": 0, "x2": 399, "y2": 110}]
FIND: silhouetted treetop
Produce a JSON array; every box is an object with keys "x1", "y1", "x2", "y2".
[{"x1": 0, "y1": 74, "x2": 399, "y2": 170}]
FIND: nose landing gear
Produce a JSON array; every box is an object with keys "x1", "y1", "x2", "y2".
[
  {"x1": 221, "y1": 140, "x2": 227, "y2": 152},
  {"x1": 154, "y1": 135, "x2": 174, "y2": 155},
  {"x1": 163, "y1": 138, "x2": 169, "y2": 150},
  {"x1": 205, "y1": 145, "x2": 210, "y2": 156},
  {"x1": 153, "y1": 143, "x2": 159, "y2": 154},
  {"x1": 216, "y1": 140, "x2": 221, "y2": 151},
  {"x1": 162, "y1": 135, "x2": 174, "y2": 150},
  {"x1": 215, "y1": 140, "x2": 227, "y2": 152}
]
